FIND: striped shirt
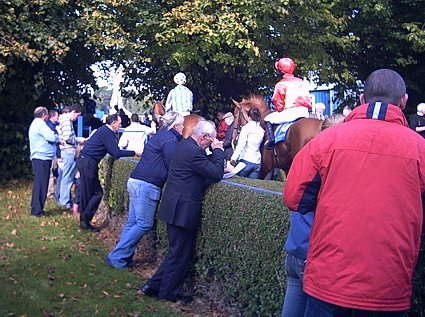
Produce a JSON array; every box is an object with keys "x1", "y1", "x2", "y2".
[
  {"x1": 58, "y1": 113, "x2": 84, "y2": 152},
  {"x1": 165, "y1": 85, "x2": 193, "y2": 115}
]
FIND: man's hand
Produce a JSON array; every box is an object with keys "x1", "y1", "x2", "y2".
[
  {"x1": 230, "y1": 159, "x2": 237, "y2": 167},
  {"x1": 134, "y1": 150, "x2": 143, "y2": 157},
  {"x1": 210, "y1": 138, "x2": 223, "y2": 150}
]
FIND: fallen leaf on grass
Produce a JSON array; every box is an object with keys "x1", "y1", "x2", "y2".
[
  {"x1": 11, "y1": 229, "x2": 17, "y2": 235},
  {"x1": 48, "y1": 275, "x2": 55, "y2": 286},
  {"x1": 101, "y1": 290, "x2": 109, "y2": 297},
  {"x1": 71, "y1": 295, "x2": 81, "y2": 301},
  {"x1": 9, "y1": 277, "x2": 18, "y2": 284}
]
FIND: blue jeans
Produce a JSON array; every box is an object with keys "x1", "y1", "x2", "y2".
[
  {"x1": 305, "y1": 296, "x2": 406, "y2": 317},
  {"x1": 281, "y1": 253, "x2": 307, "y2": 317},
  {"x1": 107, "y1": 178, "x2": 161, "y2": 269},
  {"x1": 59, "y1": 150, "x2": 76, "y2": 207},
  {"x1": 55, "y1": 164, "x2": 62, "y2": 202},
  {"x1": 237, "y1": 159, "x2": 261, "y2": 179}
]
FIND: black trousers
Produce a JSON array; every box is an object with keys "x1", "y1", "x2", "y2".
[
  {"x1": 31, "y1": 159, "x2": 52, "y2": 215},
  {"x1": 148, "y1": 223, "x2": 196, "y2": 300},
  {"x1": 76, "y1": 157, "x2": 103, "y2": 223}
]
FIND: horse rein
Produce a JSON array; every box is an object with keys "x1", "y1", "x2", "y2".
[{"x1": 233, "y1": 105, "x2": 249, "y2": 147}]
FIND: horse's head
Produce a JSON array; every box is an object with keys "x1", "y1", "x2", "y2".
[
  {"x1": 151, "y1": 99, "x2": 165, "y2": 127},
  {"x1": 232, "y1": 94, "x2": 271, "y2": 143}
]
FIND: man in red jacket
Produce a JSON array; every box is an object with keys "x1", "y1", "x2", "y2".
[{"x1": 284, "y1": 69, "x2": 425, "y2": 316}]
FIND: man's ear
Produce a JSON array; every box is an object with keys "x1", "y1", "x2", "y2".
[
  {"x1": 400, "y1": 93, "x2": 408, "y2": 110},
  {"x1": 359, "y1": 93, "x2": 365, "y2": 105}
]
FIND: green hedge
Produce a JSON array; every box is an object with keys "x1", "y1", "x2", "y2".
[{"x1": 104, "y1": 158, "x2": 425, "y2": 317}]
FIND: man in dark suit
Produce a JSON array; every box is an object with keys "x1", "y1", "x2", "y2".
[{"x1": 142, "y1": 119, "x2": 224, "y2": 304}]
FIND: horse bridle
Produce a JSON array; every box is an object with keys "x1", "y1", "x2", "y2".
[{"x1": 233, "y1": 104, "x2": 249, "y2": 147}]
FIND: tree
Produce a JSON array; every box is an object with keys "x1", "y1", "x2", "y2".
[
  {"x1": 126, "y1": 0, "x2": 353, "y2": 115},
  {"x1": 0, "y1": 0, "x2": 138, "y2": 181},
  {"x1": 323, "y1": 0, "x2": 425, "y2": 110},
  {"x1": 1, "y1": 0, "x2": 424, "y2": 181}
]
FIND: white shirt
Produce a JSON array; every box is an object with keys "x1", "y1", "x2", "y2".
[
  {"x1": 118, "y1": 122, "x2": 155, "y2": 152},
  {"x1": 231, "y1": 121, "x2": 264, "y2": 164}
]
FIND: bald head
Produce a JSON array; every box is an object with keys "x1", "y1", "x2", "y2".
[{"x1": 361, "y1": 69, "x2": 407, "y2": 108}]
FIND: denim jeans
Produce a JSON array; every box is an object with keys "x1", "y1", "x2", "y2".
[
  {"x1": 107, "y1": 178, "x2": 161, "y2": 269},
  {"x1": 305, "y1": 296, "x2": 406, "y2": 317},
  {"x1": 237, "y1": 159, "x2": 261, "y2": 179},
  {"x1": 55, "y1": 163, "x2": 63, "y2": 202},
  {"x1": 281, "y1": 253, "x2": 307, "y2": 317},
  {"x1": 59, "y1": 150, "x2": 76, "y2": 207}
]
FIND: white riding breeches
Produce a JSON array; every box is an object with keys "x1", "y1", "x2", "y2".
[{"x1": 264, "y1": 107, "x2": 309, "y2": 124}]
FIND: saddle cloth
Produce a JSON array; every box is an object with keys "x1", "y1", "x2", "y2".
[{"x1": 274, "y1": 118, "x2": 303, "y2": 143}]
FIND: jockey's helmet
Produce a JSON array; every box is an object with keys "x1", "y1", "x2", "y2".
[
  {"x1": 174, "y1": 72, "x2": 186, "y2": 85},
  {"x1": 275, "y1": 58, "x2": 296, "y2": 75}
]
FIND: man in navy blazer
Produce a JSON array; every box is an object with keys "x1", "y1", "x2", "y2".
[{"x1": 142, "y1": 119, "x2": 224, "y2": 303}]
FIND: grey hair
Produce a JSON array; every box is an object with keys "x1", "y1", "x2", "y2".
[
  {"x1": 160, "y1": 111, "x2": 184, "y2": 130},
  {"x1": 34, "y1": 106, "x2": 48, "y2": 118},
  {"x1": 193, "y1": 119, "x2": 216, "y2": 137}
]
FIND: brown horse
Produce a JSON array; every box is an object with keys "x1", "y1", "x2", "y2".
[
  {"x1": 232, "y1": 95, "x2": 323, "y2": 179},
  {"x1": 150, "y1": 99, "x2": 203, "y2": 138},
  {"x1": 151, "y1": 99, "x2": 165, "y2": 127}
]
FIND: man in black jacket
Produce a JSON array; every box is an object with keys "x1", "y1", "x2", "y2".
[
  {"x1": 142, "y1": 119, "x2": 224, "y2": 304},
  {"x1": 76, "y1": 114, "x2": 142, "y2": 232}
]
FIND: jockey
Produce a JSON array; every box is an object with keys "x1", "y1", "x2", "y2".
[
  {"x1": 264, "y1": 58, "x2": 312, "y2": 148},
  {"x1": 165, "y1": 72, "x2": 194, "y2": 116}
]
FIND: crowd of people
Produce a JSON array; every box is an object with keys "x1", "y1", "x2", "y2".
[{"x1": 28, "y1": 65, "x2": 425, "y2": 313}]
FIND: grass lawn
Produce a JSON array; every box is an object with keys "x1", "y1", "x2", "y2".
[{"x1": 0, "y1": 180, "x2": 186, "y2": 317}]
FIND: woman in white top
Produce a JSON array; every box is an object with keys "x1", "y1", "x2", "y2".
[{"x1": 230, "y1": 107, "x2": 264, "y2": 179}]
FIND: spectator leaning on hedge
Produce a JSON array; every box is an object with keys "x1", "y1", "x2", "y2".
[
  {"x1": 142, "y1": 119, "x2": 224, "y2": 304},
  {"x1": 284, "y1": 69, "x2": 425, "y2": 316},
  {"x1": 76, "y1": 114, "x2": 142, "y2": 232},
  {"x1": 104, "y1": 112, "x2": 184, "y2": 269},
  {"x1": 28, "y1": 106, "x2": 62, "y2": 217}
]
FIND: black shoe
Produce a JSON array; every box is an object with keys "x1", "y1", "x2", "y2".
[
  {"x1": 80, "y1": 220, "x2": 100, "y2": 232},
  {"x1": 176, "y1": 294, "x2": 193, "y2": 304},
  {"x1": 128, "y1": 260, "x2": 139, "y2": 268},
  {"x1": 32, "y1": 212, "x2": 46, "y2": 218},
  {"x1": 141, "y1": 284, "x2": 159, "y2": 298}
]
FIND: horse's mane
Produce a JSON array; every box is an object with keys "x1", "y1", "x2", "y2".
[{"x1": 237, "y1": 94, "x2": 269, "y2": 114}]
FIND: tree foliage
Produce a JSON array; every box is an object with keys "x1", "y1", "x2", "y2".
[{"x1": 1, "y1": 0, "x2": 424, "y2": 181}]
